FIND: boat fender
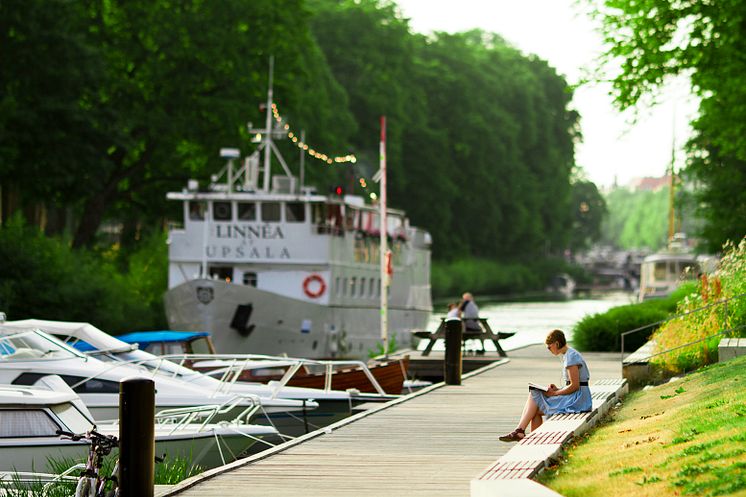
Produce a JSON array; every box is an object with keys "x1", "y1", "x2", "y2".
[{"x1": 303, "y1": 274, "x2": 326, "y2": 298}]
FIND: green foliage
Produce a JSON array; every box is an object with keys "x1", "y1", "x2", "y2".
[
  {"x1": 572, "y1": 283, "x2": 695, "y2": 352},
  {"x1": 431, "y1": 257, "x2": 582, "y2": 299},
  {"x1": 589, "y1": 0, "x2": 746, "y2": 253},
  {"x1": 0, "y1": 216, "x2": 166, "y2": 332},
  {"x1": 601, "y1": 187, "x2": 669, "y2": 250},
  {"x1": 367, "y1": 335, "x2": 398, "y2": 359},
  {"x1": 650, "y1": 237, "x2": 746, "y2": 374}
]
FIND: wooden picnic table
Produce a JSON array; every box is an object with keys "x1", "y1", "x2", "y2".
[{"x1": 417, "y1": 318, "x2": 515, "y2": 357}]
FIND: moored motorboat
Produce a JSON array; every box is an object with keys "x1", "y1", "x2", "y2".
[
  {"x1": 0, "y1": 380, "x2": 278, "y2": 473},
  {"x1": 6, "y1": 319, "x2": 396, "y2": 437},
  {"x1": 0, "y1": 323, "x2": 310, "y2": 425}
]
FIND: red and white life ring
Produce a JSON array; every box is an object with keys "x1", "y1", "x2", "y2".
[{"x1": 303, "y1": 274, "x2": 326, "y2": 298}]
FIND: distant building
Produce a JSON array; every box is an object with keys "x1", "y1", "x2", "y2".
[{"x1": 628, "y1": 175, "x2": 671, "y2": 192}]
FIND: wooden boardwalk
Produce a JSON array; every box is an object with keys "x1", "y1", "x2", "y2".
[{"x1": 164, "y1": 345, "x2": 621, "y2": 497}]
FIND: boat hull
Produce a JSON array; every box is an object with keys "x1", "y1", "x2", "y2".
[
  {"x1": 165, "y1": 279, "x2": 430, "y2": 359},
  {"x1": 213, "y1": 357, "x2": 410, "y2": 395}
]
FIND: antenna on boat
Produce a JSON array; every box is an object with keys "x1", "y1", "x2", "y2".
[{"x1": 262, "y1": 56, "x2": 274, "y2": 192}]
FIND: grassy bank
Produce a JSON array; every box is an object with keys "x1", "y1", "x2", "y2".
[{"x1": 537, "y1": 354, "x2": 746, "y2": 496}]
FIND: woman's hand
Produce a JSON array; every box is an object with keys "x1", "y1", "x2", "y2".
[{"x1": 546, "y1": 384, "x2": 559, "y2": 397}]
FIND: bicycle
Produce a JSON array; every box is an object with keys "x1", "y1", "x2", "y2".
[{"x1": 54, "y1": 428, "x2": 120, "y2": 497}]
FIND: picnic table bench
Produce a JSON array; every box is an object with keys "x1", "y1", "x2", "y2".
[{"x1": 415, "y1": 318, "x2": 516, "y2": 357}]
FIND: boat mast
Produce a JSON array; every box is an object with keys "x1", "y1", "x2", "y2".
[
  {"x1": 667, "y1": 124, "x2": 676, "y2": 245},
  {"x1": 262, "y1": 56, "x2": 274, "y2": 193}
]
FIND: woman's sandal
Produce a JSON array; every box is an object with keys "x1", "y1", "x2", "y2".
[{"x1": 498, "y1": 428, "x2": 525, "y2": 442}]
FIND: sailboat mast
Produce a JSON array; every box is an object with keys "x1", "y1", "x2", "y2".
[
  {"x1": 262, "y1": 56, "x2": 274, "y2": 193},
  {"x1": 667, "y1": 129, "x2": 676, "y2": 244}
]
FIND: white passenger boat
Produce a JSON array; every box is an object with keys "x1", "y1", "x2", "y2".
[
  {"x1": 0, "y1": 380, "x2": 278, "y2": 473},
  {"x1": 637, "y1": 234, "x2": 717, "y2": 302},
  {"x1": 164, "y1": 84, "x2": 432, "y2": 359}
]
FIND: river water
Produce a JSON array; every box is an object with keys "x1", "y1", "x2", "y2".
[{"x1": 419, "y1": 292, "x2": 635, "y2": 353}]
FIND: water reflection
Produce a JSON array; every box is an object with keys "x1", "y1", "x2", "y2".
[{"x1": 421, "y1": 292, "x2": 635, "y2": 352}]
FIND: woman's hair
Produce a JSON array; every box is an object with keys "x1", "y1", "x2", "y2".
[{"x1": 545, "y1": 329, "x2": 566, "y2": 348}]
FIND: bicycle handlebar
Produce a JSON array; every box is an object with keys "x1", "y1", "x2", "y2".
[{"x1": 56, "y1": 428, "x2": 119, "y2": 447}]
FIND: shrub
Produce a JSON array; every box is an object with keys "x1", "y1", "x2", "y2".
[
  {"x1": 650, "y1": 237, "x2": 746, "y2": 373},
  {"x1": 572, "y1": 283, "x2": 695, "y2": 352},
  {"x1": 0, "y1": 217, "x2": 167, "y2": 332}
]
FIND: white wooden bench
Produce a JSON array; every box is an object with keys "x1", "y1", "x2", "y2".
[{"x1": 471, "y1": 378, "x2": 628, "y2": 497}]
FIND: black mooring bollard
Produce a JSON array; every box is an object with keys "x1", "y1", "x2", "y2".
[
  {"x1": 444, "y1": 318, "x2": 463, "y2": 385},
  {"x1": 119, "y1": 377, "x2": 155, "y2": 497}
]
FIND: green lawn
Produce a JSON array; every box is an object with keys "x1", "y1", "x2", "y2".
[{"x1": 537, "y1": 354, "x2": 746, "y2": 496}]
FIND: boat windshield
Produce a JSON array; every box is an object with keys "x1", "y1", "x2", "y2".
[{"x1": 0, "y1": 330, "x2": 86, "y2": 361}]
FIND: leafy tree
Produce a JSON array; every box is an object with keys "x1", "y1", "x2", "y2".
[
  {"x1": 309, "y1": 2, "x2": 581, "y2": 260},
  {"x1": 588, "y1": 0, "x2": 746, "y2": 250},
  {"x1": 0, "y1": 0, "x2": 355, "y2": 248},
  {"x1": 569, "y1": 180, "x2": 606, "y2": 251}
]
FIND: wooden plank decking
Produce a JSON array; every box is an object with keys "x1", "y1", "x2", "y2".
[{"x1": 164, "y1": 345, "x2": 621, "y2": 497}]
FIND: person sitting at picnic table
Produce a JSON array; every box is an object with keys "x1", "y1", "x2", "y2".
[
  {"x1": 498, "y1": 329, "x2": 592, "y2": 442},
  {"x1": 459, "y1": 292, "x2": 481, "y2": 332},
  {"x1": 446, "y1": 302, "x2": 460, "y2": 319}
]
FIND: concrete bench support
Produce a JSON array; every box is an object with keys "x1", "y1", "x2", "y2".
[
  {"x1": 470, "y1": 378, "x2": 628, "y2": 497},
  {"x1": 719, "y1": 338, "x2": 746, "y2": 362}
]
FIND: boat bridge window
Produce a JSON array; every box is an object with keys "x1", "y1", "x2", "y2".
[
  {"x1": 261, "y1": 202, "x2": 281, "y2": 222},
  {"x1": 369, "y1": 278, "x2": 375, "y2": 298},
  {"x1": 345, "y1": 208, "x2": 359, "y2": 230},
  {"x1": 189, "y1": 201, "x2": 206, "y2": 221},
  {"x1": 209, "y1": 266, "x2": 233, "y2": 283},
  {"x1": 286, "y1": 202, "x2": 306, "y2": 223},
  {"x1": 351, "y1": 277, "x2": 357, "y2": 297},
  {"x1": 243, "y1": 272, "x2": 257, "y2": 287},
  {"x1": 313, "y1": 203, "x2": 344, "y2": 235},
  {"x1": 360, "y1": 277, "x2": 366, "y2": 297},
  {"x1": 213, "y1": 201, "x2": 233, "y2": 221},
  {"x1": 51, "y1": 403, "x2": 92, "y2": 433},
  {"x1": 12, "y1": 373, "x2": 120, "y2": 394},
  {"x1": 238, "y1": 202, "x2": 256, "y2": 221},
  {"x1": 0, "y1": 409, "x2": 61, "y2": 438},
  {"x1": 190, "y1": 338, "x2": 213, "y2": 354}
]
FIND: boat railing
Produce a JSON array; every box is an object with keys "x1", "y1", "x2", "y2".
[
  {"x1": 100, "y1": 393, "x2": 267, "y2": 435},
  {"x1": 122, "y1": 352, "x2": 389, "y2": 397},
  {"x1": 620, "y1": 291, "x2": 746, "y2": 362},
  {"x1": 153, "y1": 352, "x2": 390, "y2": 397}
]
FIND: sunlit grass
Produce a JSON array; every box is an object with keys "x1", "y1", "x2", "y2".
[{"x1": 537, "y1": 354, "x2": 746, "y2": 496}]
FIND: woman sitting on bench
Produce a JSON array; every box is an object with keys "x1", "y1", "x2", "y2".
[{"x1": 498, "y1": 329, "x2": 592, "y2": 442}]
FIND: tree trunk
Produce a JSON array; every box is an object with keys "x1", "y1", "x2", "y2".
[{"x1": 72, "y1": 188, "x2": 113, "y2": 249}]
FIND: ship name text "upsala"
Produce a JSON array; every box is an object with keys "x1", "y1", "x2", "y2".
[{"x1": 205, "y1": 245, "x2": 291, "y2": 259}]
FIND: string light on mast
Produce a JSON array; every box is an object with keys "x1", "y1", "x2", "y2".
[{"x1": 271, "y1": 103, "x2": 357, "y2": 165}]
